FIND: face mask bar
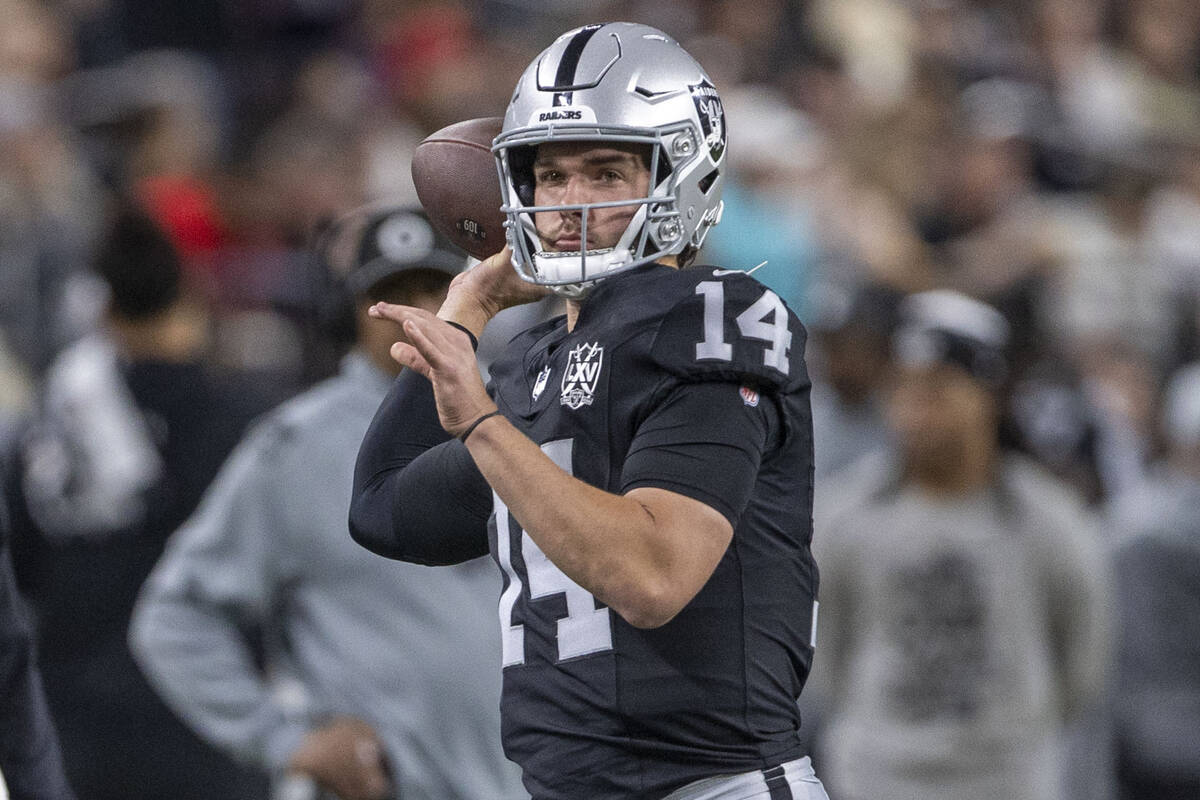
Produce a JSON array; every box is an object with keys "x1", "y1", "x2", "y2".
[{"x1": 493, "y1": 121, "x2": 699, "y2": 289}]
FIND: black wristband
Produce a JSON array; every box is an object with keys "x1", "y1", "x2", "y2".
[
  {"x1": 459, "y1": 410, "x2": 502, "y2": 443},
  {"x1": 445, "y1": 321, "x2": 479, "y2": 352}
]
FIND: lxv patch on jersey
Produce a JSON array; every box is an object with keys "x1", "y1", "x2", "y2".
[{"x1": 560, "y1": 342, "x2": 604, "y2": 409}]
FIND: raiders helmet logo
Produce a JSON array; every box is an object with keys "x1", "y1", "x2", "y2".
[
  {"x1": 689, "y1": 79, "x2": 726, "y2": 162},
  {"x1": 560, "y1": 342, "x2": 604, "y2": 409}
]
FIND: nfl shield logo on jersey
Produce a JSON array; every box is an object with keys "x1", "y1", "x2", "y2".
[{"x1": 561, "y1": 342, "x2": 604, "y2": 409}]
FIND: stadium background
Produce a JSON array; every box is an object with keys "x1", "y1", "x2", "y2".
[{"x1": 2, "y1": 0, "x2": 1198, "y2": 798}]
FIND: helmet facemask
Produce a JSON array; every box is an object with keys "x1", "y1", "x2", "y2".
[
  {"x1": 495, "y1": 123, "x2": 709, "y2": 298},
  {"x1": 494, "y1": 23, "x2": 727, "y2": 298}
]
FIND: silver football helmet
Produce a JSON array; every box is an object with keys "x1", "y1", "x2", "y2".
[{"x1": 493, "y1": 22, "x2": 727, "y2": 298}]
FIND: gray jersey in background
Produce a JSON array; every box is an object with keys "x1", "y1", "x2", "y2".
[
  {"x1": 811, "y1": 453, "x2": 1111, "y2": 800},
  {"x1": 130, "y1": 353, "x2": 526, "y2": 799}
]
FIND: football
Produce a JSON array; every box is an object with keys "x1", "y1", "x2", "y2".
[{"x1": 411, "y1": 117, "x2": 508, "y2": 260}]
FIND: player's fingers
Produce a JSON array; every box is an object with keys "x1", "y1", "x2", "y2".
[
  {"x1": 389, "y1": 340, "x2": 431, "y2": 377},
  {"x1": 475, "y1": 244, "x2": 512, "y2": 272},
  {"x1": 368, "y1": 301, "x2": 436, "y2": 328},
  {"x1": 372, "y1": 302, "x2": 465, "y2": 358},
  {"x1": 402, "y1": 319, "x2": 458, "y2": 377},
  {"x1": 402, "y1": 317, "x2": 471, "y2": 372}
]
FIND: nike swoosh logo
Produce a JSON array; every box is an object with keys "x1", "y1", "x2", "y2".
[{"x1": 712, "y1": 261, "x2": 768, "y2": 277}]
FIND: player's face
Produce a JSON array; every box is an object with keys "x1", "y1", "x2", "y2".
[
  {"x1": 532, "y1": 141, "x2": 652, "y2": 252},
  {"x1": 886, "y1": 362, "x2": 998, "y2": 466}
]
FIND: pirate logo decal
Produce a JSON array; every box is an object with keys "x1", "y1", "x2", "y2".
[
  {"x1": 560, "y1": 342, "x2": 604, "y2": 410},
  {"x1": 689, "y1": 79, "x2": 726, "y2": 163}
]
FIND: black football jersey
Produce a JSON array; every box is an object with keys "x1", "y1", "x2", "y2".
[{"x1": 485, "y1": 263, "x2": 818, "y2": 799}]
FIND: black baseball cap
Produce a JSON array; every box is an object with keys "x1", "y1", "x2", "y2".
[
  {"x1": 340, "y1": 206, "x2": 466, "y2": 296},
  {"x1": 893, "y1": 290, "x2": 1010, "y2": 388}
]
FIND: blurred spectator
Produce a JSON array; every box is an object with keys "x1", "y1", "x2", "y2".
[
  {"x1": 1033, "y1": 0, "x2": 1146, "y2": 172},
  {"x1": 0, "y1": 338, "x2": 33, "y2": 457},
  {"x1": 1073, "y1": 339, "x2": 1160, "y2": 501},
  {"x1": 116, "y1": 51, "x2": 228, "y2": 278},
  {"x1": 371, "y1": 2, "x2": 513, "y2": 131},
  {"x1": 701, "y1": 85, "x2": 823, "y2": 314},
  {"x1": 5, "y1": 207, "x2": 275, "y2": 799},
  {"x1": 694, "y1": 0, "x2": 806, "y2": 87},
  {"x1": 808, "y1": 0, "x2": 919, "y2": 113},
  {"x1": 0, "y1": 0, "x2": 105, "y2": 376},
  {"x1": 1006, "y1": 355, "x2": 1107, "y2": 505},
  {"x1": 130, "y1": 208, "x2": 526, "y2": 800},
  {"x1": 917, "y1": 78, "x2": 1052, "y2": 298},
  {"x1": 1, "y1": 482, "x2": 74, "y2": 800},
  {"x1": 1111, "y1": 0, "x2": 1200, "y2": 147},
  {"x1": 1144, "y1": 136, "x2": 1200, "y2": 365},
  {"x1": 812, "y1": 290, "x2": 1110, "y2": 800},
  {"x1": 807, "y1": 279, "x2": 902, "y2": 479},
  {"x1": 1041, "y1": 163, "x2": 1171, "y2": 365},
  {"x1": 205, "y1": 110, "x2": 371, "y2": 388},
  {"x1": 1106, "y1": 362, "x2": 1200, "y2": 800}
]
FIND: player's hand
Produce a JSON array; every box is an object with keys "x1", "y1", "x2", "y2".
[
  {"x1": 368, "y1": 302, "x2": 497, "y2": 437},
  {"x1": 469, "y1": 245, "x2": 553, "y2": 309},
  {"x1": 287, "y1": 717, "x2": 391, "y2": 800},
  {"x1": 439, "y1": 246, "x2": 551, "y2": 336}
]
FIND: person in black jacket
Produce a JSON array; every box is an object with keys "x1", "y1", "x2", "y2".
[
  {"x1": 5, "y1": 207, "x2": 273, "y2": 799},
  {"x1": 0, "y1": 480, "x2": 74, "y2": 800}
]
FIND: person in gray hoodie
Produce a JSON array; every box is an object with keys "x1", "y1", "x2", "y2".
[
  {"x1": 130, "y1": 207, "x2": 526, "y2": 800},
  {"x1": 811, "y1": 290, "x2": 1111, "y2": 800}
]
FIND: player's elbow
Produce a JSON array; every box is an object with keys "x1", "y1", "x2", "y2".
[
  {"x1": 610, "y1": 580, "x2": 688, "y2": 629},
  {"x1": 619, "y1": 605, "x2": 678, "y2": 630},
  {"x1": 349, "y1": 485, "x2": 481, "y2": 566},
  {"x1": 348, "y1": 489, "x2": 403, "y2": 559},
  {"x1": 609, "y1": 489, "x2": 730, "y2": 629}
]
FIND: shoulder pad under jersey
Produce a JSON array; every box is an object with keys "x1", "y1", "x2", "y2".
[{"x1": 648, "y1": 268, "x2": 809, "y2": 393}]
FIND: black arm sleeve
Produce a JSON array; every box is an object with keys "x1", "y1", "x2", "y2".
[
  {"x1": 621, "y1": 380, "x2": 779, "y2": 527},
  {"x1": 349, "y1": 368, "x2": 493, "y2": 565},
  {"x1": 0, "y1": 498, "x2": 77, "y2": 800}
]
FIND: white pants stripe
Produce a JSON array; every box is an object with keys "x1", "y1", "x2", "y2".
[{"x1": 661, "y1": 756, "x2": 830, "y2": 800}]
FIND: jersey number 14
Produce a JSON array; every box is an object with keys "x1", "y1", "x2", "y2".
[
  {"x1": 695, "y1": 280, "x2": 792, "y2": 373},
  {"x1": 495, "y1": 439, "x2": 613, "y2": 667}
]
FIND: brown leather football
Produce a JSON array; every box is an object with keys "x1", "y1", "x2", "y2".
[{"x1": 411, "y1": 117, "x2": 508, "y2": 260}]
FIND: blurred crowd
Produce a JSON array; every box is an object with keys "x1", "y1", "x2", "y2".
[{"x1": 1, "y1": 0, "x2": 1199, "y2": 799}]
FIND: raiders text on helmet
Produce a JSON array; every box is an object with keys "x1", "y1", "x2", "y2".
[{"x1": 493, "y1": 22, "x2": 727, "y2": 297}]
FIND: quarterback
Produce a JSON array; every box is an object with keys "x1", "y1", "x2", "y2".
[{"x1": 351, "y1": 22, "x2": 827, "y2": 800}]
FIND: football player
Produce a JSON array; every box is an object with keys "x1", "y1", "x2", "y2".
[{"x1": 351, "y1": 23, "x2": 827, "y2": 800}]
